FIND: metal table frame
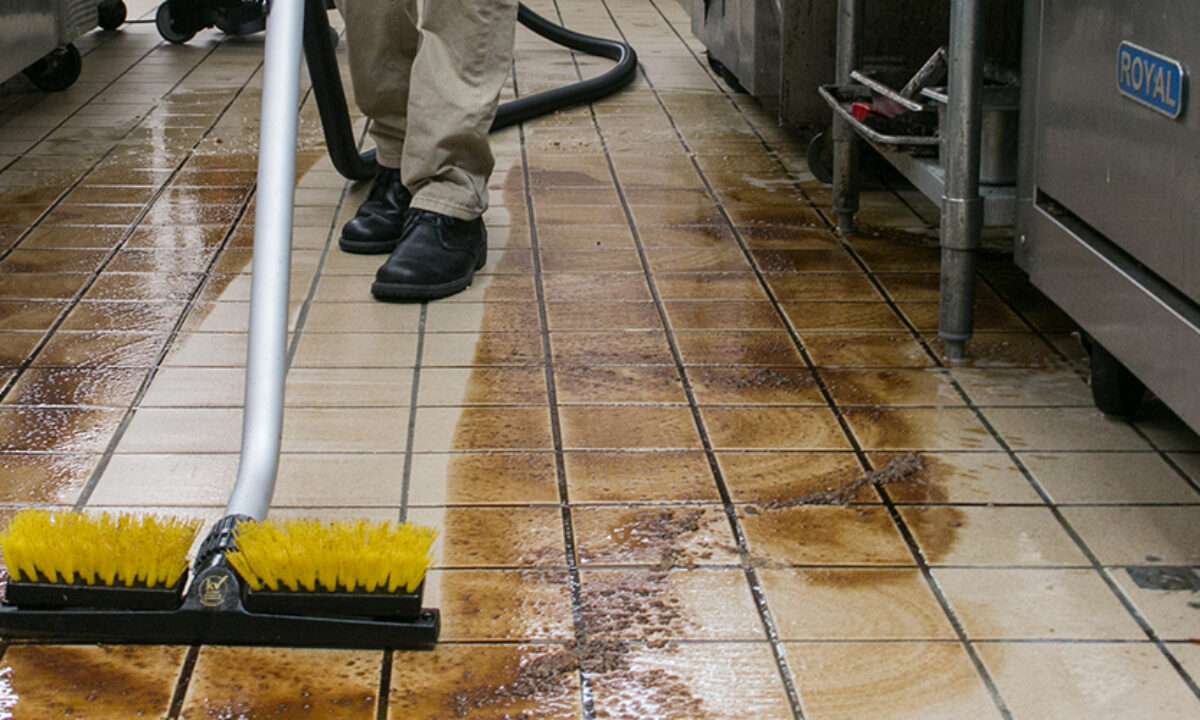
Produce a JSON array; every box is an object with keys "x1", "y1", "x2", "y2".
[{"x1": 831, "y1": 0, "x2": 991, "y2": 361}]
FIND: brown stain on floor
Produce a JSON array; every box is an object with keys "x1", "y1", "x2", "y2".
[{"x1": 3, "y1": 645, "x2": 186, "y2": 717}]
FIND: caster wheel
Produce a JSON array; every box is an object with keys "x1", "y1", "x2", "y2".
[
  {"x1": 23, "y1": 44, "x2": 82, "y2": 92},
  {"x1": 328, "y1": 26, "x2": 340, "y2": 49},
  {"x1": 1089, "y1": 342, "x2": 1145, "y2": 418},
  {"x1": 807, "y1": 132, "x2": 834, "y2": 184},
  {"x1": 98, "y1": 1, "x2": 127, "y2": 30},
  {"x1": 156, "y1": 2, "x2": 197, "y2": 45},
  {"x1": 215, "y1": 14, "x2": 266, "y2": 37}
]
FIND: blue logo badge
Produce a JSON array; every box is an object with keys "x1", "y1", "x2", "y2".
[{"x1": 1117, "y1": 42, "x2": 1186, "y2": 119}]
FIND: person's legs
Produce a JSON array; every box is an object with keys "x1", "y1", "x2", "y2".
[
  {"x1": 336, "y1": 0, "x2": 420, "y2": 253},
  {"x1": 371, "y1": 0, "x2": 518, "y2": 300}
]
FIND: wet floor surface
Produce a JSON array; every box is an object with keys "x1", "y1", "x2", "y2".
[{"x1": 1, "y1": 0, "x2": 1199, "y2": 718}]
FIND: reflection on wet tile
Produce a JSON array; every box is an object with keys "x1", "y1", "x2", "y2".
[
  {"x1": 33, "y1": 331, "x2": 168, "y2": 368},
  {"x1": 936, "y1": 568, "x2": 1143, "y2": 639},
  {"x1": 664, "y1": 301, "x2": 786, "y2": 330},
  {"x1": 901, "y1": 506, "x2": 1088, "y2": 566},
  {"x1": 654, "y1": 273, "x2": 767, "y2": 300},
  {"x1": 590, "y1": 643, "x2": 793, "y2": 720},
  {"x1": 181, "y1": 647, "x2": 380, "y2": 719},
  {"x1": 559, "y1": 406, "x2": 702, "y2": 449},
  {"x1": 0, "y1": 452, "x2": 100, "y2": 503},
  {"x1": 60, "y1": 300, "x2": 188, "y2": 333},
  {"x1": 928, "y1": 333, "x2": 1068, "y2": 368},
  {"x1": 407, "y1": 453, "x2": 559, "y2": 506},
  {"x1": 977, "y1": 642, "x2": 1200, "y2": 720},
  {"x1": 761, "y1": 568, "x2": 955, "y2": 639},
  {"x1": 422, "y1": 332, "x2": 545, "y2": 366},
  {"x1": 554, "y1": 365, "x2": 686, "y2": 404},
  {"x1": 580, "y1": 568, "x2": 762, "y2": 640},
  {"x1": 804, "y1": 332, "x2": 934, "y2": 368},
  {"x1": 0, "y1": 406, "x2": 124, "y2": 452},
  {"x1": 950, "y1": 367, "x2": 1092, "y2": 406},
  {"x1": 875, "y1": 452, "x2": 1043, "y2": 505},
  {"x1": 688, "y1": 367, "x2": 822, "y2": 405},
  {"x1": 387, "y1": 644, "x2": 582, "y2": 720},
  {"x1": 740, "y1": 506, "x2": 914, "y2": 566},
  {"x1": 546, "y1": 301, "x2": 663, "y2": 331},
  {"x1": 564, "y1": 451, "x2": 718, "y2": 503},
  {"x1": 1021, "y1": 452, "x2": 1200, "y2": 504},
  {"x1": 785, "y1": 642, "x2": 1003, "y2": 720},
  {"x1": 572, "y1": 506, "x2": 739, "y2": 566},
  {"x1": 781, "y1": 301, "x2": 906, "y2": 331},
  {"x1": 1060, "y1": 506, "x2": 1200, "y2": 565},
  {"x1": 406, "y1": 506, "x2": 565, "y2": 567},
  {"x1": 542, "y1": 273, "x2": 650, "y2": 302},
  {"x1": 426, "y1": 569, "x2": 574, "y2": 641},
  {"x1": 702, "y1": 406, "x2": 851, "y2": 450},
  {"x1": 843, "y1": 407, "x2": 1001, "y2": 451},
  {"x1": 3, "y1": 368, "x2": 147, "y2": 407},
  {"x1": 716, "y1": 452, "x2": 868, "y2": 505},
  {"x1": 765, "y1": 273, "x2": 881, "y2": 301},
  {"x1": 4, "y1": 645, "x2": 186, "y2": 719},
  {"x1": 0, "y1": 300, "x2": 67, "y2": 331}
]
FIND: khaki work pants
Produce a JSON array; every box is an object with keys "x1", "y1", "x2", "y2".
[{"x1": 337, "y1": 0, "x2": 518, "y2": 220}]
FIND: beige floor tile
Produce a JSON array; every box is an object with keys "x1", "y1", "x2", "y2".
[
  {"x1": 688, "y1": 367, "x2": 824, "y2": 405},
  {"x1": 564, "y1": 451, "x2": 719, "y2": 503},
  {"x1": 3, "y1": 367, "x2": 148, "y2": 407},
  {"x1": 843, "y1": 407, "x2": 1002, "y2": 452},
  {"x1": 549, "y1": 330, "x2": 675, "y2": 366},
  {"x1": 407, "y1": 452, "x2": 559, "y2": 505},
  {"x1": 91, "y1": 453, "x2": 237, "y2": 506},
  {"x1": 740, "y1": 506, "x2": 914, "y2": 566},
  {"x1": 1107, "y1": 566, "x2": 1200, "y2": 641},
  {"x1": 273, "y1": 453, "x2": 406, "y2": 507},
  {"x1": 1060, "y1": 506, "x2": 1200, "y2": 565},
  {"x1": 901, "y1": 506, "x2": 1089, "y2": 566},
  {"x1": 418, "y1": 367, "x2": 547, "y2": 405},
  {"x1": 874, "y1": 452, "x2": 1044, "y2": 504},
  {"x1": 1167, "y1": 643, "x2": 1200, "y2": 688},
  {"x1": 285, "y1": 367, "x2": 414, "y2": 407},
  {"x1": 977, "y1": 642, "x2": 1200, "y2": 720},
  {"x1": 572, "y1": 506, "x2": 739, "y2": 566},
  {"x1": 1021, "y1": 452, "x2": 1200, "y2": 504},
  {"x1": 406, "y1": 506, "x2": 565, "y2": 568},
  {"x1": 717, "y1": 452, "x2": 870, "y2": 504},
  {"x1": 950, "y1": 368, "x2": 1092, "y2": 406},
  {"x1": 0, "y1": 406, "x2": 125, "y2": 453},
  {"x1": 1135, "y1": 403, "x2": 1200, "y2": 452},
  {"x1": 302, "y1": 302, "x2": 422, "y2": 333},
  {"x1": 4, "y1": 646, "x2": 187, "y2": 719},
  {"x1": 985, "y1": 407, "x2": 1152, "y2": 451},
  {"x1": 141, "y1": 367, "x2": 245, "y2": 406},
  {"x1": 702, "y1": 406, "x2": 853, "y2": 450},
  {"x1": 590, "y1": 643, "x2": 794, "y2": 720},
  {"x1": 162, "y1": 332, "x2": 249, "y2": 368},
  {"x1": 422, "y1": 331, "x2": 545, "y2": 366},
  {"x1": 180, "y1": 647, "x2": 380, "y2": 719},
  {"x1": 412, "y1": 406, "x2": 553, "y2": 452},
  {"x1": 936, "y1": 568, "x2": 1144, "y2": 639},
  {"x1": 424, "y1": 301, "x2": 540, "y2": 332},
  {"x1": 559, "y1": 406, "x2": 702, "y2": 450},
  {"x1": 927, "y1": 333, "x2": 1071, "y2": 368},
  {"x1": 823, "y1": 368, "x2": 963, "y2": 406},
  {"x1": 580, "y1": 568, "x2": 764, "y2": 640},
  {"x1": 761, "y1": 568, "x2": 955, "y2": 639},
  {"x1": 785, "y1": 642, "x2": 1003, "y2": 720},
  {"x1": 386, "y1": 644, "x2": 583, "y2": 720},
  {"x1": 280, "y1": 407, "x2": 410, "y2": 453},
  {"x1": 291, "y1": 332, "x2": 419, "y2": 368},
  {"x1": 424, "y1": 569, "x2": 574, "y2": 641}
]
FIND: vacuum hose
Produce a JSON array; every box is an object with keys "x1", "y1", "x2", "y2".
[{"x1": 302, "y1": 0, "x2": 638, "y2": 182}]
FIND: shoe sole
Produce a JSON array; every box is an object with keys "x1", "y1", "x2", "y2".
[
  {"x1": 338, "y1": 236, "x2": 399, "y2": 255},
  {"x1": 370, "y1": 248, "x2": 487, "y2": 302}
]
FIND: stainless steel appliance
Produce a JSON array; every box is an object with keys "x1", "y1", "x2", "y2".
[
  {"x1": 1017, "y1": 0, "x2": 1200, "y2": 429},
  {"x1": 1, "y1": 0, "x2": 98, "y2": 92}
]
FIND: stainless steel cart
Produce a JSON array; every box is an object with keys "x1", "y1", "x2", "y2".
[
  {"x1": 1016, "y1": 0, "x2": 1199, "y2": 430},
  {"x1": 0, "y1": 0, "x2": 103, "y2": 92}
]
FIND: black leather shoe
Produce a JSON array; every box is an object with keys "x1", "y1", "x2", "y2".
[
  {"x1": 338, "y1": 165, "x2": 412, "y2": 254},
  {"x1": 372, "y1": 209, "x2": 487, "y2": 301}
]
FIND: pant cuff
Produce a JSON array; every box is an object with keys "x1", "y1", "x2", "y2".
[{"x1": 409, "y1": 194, "x2": 484, "y2": 222}]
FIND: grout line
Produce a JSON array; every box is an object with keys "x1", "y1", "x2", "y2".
[
  {"x1": 511, "y1": 53, "x2": 597, "y2": 720},
  {"x1": 399, "y1": 304, "x2": 428, "y2": 524},
  {"x1": 165, "y1": 645, "x2": 201, "y2": 719},
  {"x1": 375, "y1": 649, "x2": 393, "y2": 720},
  {"x1": 567, "y1": 2, "x2": 806, "y2": 716}
]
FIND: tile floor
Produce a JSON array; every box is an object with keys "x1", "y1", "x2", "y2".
[{"x1": 0, "y1": 0, "x2": 1199, "y2": 718}]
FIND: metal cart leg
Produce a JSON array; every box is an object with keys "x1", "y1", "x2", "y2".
[
  {"x1": 831, "y1": 0, "x2": 864, "y2": 232},
  {"x1": 938, "y1": 0, "x2": 984, "y2": 361}
]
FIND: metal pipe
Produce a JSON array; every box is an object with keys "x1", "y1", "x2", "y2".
[
  {"x1": 938, "y1": 0, "x2": 985, "y2": 361},
  {"x1": 226, "y1": 0, "x2": 303, "y2": 520},
  {"x1": 831, "y1": 0, "x2": 864, "y2": 231}
]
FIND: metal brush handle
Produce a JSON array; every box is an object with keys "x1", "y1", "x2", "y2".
[{"x1": 227, "y1": 0, "x2": 303, "y2": 521}]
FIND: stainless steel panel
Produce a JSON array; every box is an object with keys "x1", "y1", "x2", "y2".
[
  {"x1": 59, "y1": 0, "x2": 99, "y2": 41},
  {"x1": 0, "y1": 0, "x2": 59, "y2": 81},
  {"x1": 1035, "y1": 0, "x2": 1200, "y2": 300},
  {"x1": 1027, "y1": 206, "x2": 1200, "y2": 431}
]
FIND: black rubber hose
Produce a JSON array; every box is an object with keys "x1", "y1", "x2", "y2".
[{"x1": 303, "y1": 0, "x2": 637, "y2": 182}]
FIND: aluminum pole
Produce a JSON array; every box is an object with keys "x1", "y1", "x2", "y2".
[
  {"x1": 226, "y1": 0, "x2": 303, "y2": 520},
  {"x1": 831, "y1": 0, "x2": 864, "y2": 231},
  {"x1": 938, "y1": 0, "x2": 984, "y2": 361}
]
